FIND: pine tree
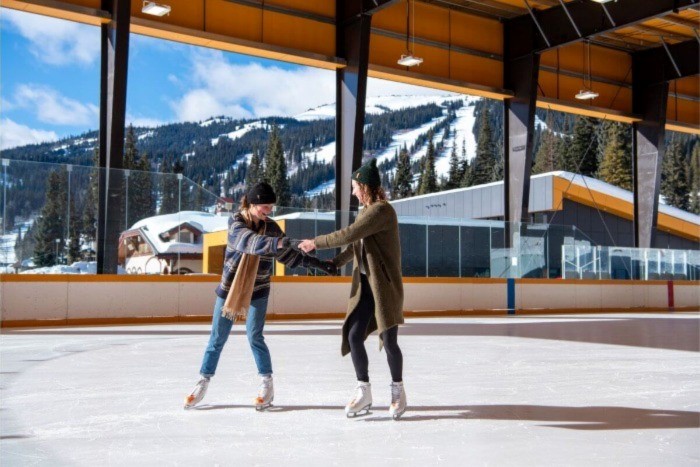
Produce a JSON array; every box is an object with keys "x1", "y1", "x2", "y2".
[
  {"x1": 67, "y1": 199, "x2": 81, "y2": 264},
  {"x1": 246, "y1": 146, "x2": 263, "y2": 186},
  {"x1": 562, "y1": 116, "x2": 598, "y2": 175},
  {"x1": 34, "y1": 170, "x2": 66, "y2": 266},
  {"x1": 459, "y1": 139, "x2": 471, "y2": 187},
  {"x1": 598, "y1": 122, "x2": 632, "y2": 191},
  {"x1": 130, "y1": 153, "x2": 155, "y2": 223},
  {"x1": 159, "y1": 158, "x2": 180, "y2": 215},
  {"x1": 532, "y1": 129, "x2": 560, "y2": 174},
  {"x1": 470, "y1": 108, "x2": 496, "y2": 185},
  {"x1": 689, "y1": 143, "x2": 700, "y2": 214},
  {"x1": 661, "y1": 137, "x2": 689, "y2": 210},
  {"x1": 81, "y1": 147, "x2": 99, "y2": 246},
  {"x1": 445, "y1": 144, "x2": 461, "y2": 189},
  {"x1": 417, "y1": 133, "x2": 438, "y2": 195},
  {"x1": 263, "y1": 125, "x2": 291, "y2": 207},
  {"x1": 392, "y1": 144, "x2": 413, "y2": 199}
]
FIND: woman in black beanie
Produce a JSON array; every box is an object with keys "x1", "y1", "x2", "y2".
[
  {"x1": 299, "y1": 159, "x2": 407, "y2": 420},
  {"x1": 185, "y1": 182, "x2": 335, "y2": 410}
]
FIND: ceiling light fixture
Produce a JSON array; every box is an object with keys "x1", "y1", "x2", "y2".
[
  {"x1": 590, "y1": 0, "x2": 615, "y2": 3},
  {"x1": 142, "y1": 1, "x2": 171, "y2": 16},
  {"x1": 397, "y1": 0, "x2": 422, "y2": 67},
  {"x1": 575, "y1": 89, "x2": 600, "y2": 100},
  {"x1": 575, "y1": 40, "x2": 599, "y2": 100}
]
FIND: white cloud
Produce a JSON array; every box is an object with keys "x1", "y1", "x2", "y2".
[
  {"x1": 14, "y1": 84, "x2": 99, "y2": 126},
  {"x1": 2, "y1": 9, "x2": 99, "y2": 66},
  {"x1": 0, "y1": 118, "x2": 58, "y2": 150},
  {"x1": 169, "y1": 50, "x2": 336, "y2": 122},
  {"x1": 168, "y1": 50, "x2": 457, "y2": 122}
]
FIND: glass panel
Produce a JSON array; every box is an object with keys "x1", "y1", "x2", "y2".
[{"x1": 1, "y1": 159, "x2": 696, "y2": 279}]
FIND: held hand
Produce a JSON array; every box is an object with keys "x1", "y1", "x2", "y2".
[
  {"x1": 298, "y1": 239, "x2": 316, "y2": 253},
  {"x1": 280, "y1": 238, "x2": 304, "y2": 251}
]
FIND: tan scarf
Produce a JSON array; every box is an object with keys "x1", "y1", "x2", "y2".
[{"x1": 221, "y1": 210, "x2": 267, "y2": 322}]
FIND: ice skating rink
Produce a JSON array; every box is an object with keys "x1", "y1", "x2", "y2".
[{"x1": 1, "y1": 313, "x2": 699, "y2": 466}]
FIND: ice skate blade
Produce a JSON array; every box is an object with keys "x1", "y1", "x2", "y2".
[
  {"x1": 345, "y1": 405, "x2": 372, "y2": 418},
  {"x1": 255, "y1": 403, "x2": 273, "y2": 411}
]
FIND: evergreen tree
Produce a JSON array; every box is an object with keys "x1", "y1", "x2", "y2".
[
  {"x1": 661, "y1": 137, "x2": 689, "y2": 210},
  {"x1": 124, "y1": 125, "x2": 138, "y2": 171},
  {"x1": 159, "y1": 158, "x2": 180, "y2": 215},
  {"x1": 689, "y1": 143, "x2": 700, "y2": 214},
  {"x1": 598, "y1": 122, "x2": 632, "y2": 191},
  {"x1": 263, "y1": 125, "x2": 291, "y2": 207},
  {"x1": 130, "y1": 153, "x2": 155, "y2": 223},
  {"x1": 470, "y1": 108, "x2": 496, "y2": 185},
  {"x1": 246, "y1": 146, "x2": 263, "y2": 186},
  {"x1": 459, "y1": 139, "x2": 471, "y2": 187},
  {"x1": 445, "y1": 144, "x2": 461, "y2": 189},
  {"x1": 81, "y1": 147, "x2": 99, "y2": 247},
  {"x1": 417, "y1": 133, "x2": 438, "y2": 195},
  {"x1": 34, "y1": 170, "x2": 66, "y2": 266},
  {"x1": 532, "y1": 129, "x2": 561, "y2": 174},
  {"x1": 562, "y1": 116, "x2": 598, "y2": 175},
  {"x1": 392, "y1": 145, "x2": 413, "y2": 199},
  {"x1": 67, "y1": 199, "x2": 81, "y2": 264}
]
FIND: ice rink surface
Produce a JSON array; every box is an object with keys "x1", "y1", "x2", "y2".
[{"x1": 1, "y1": 313, "x2": 699, "y2": 466}]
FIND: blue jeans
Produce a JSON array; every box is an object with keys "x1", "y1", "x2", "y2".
[{"x1": 199, "y1": 295, "x2": 272, "y2": 378}]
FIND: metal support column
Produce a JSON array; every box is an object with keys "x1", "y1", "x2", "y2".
[
  {"x1": 335, "y1": 2, "x2": 372, "y2": 220},
  {"x1": 97, "y1": 0, "x2": 131, "y2": 273},
  {"x1": 632, "y1": 81, "x2": 668, "y2": 249},
  {"x1": 503, "y1": 51, "x2": 540, "y2": 247},
  {"x1": 631, "y1": 39, "x2": 698, "y2": 248}
]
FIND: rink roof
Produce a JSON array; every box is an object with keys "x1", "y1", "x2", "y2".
[{"x1": 3, "y1": 0, "x2": 699, "y2": 133}]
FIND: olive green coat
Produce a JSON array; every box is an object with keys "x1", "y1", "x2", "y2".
[{"x1": 314, "y1": 201, "x2": 404, "y2": 356}]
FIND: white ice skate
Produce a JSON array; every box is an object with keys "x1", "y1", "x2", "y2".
[
  {"x1": 255, "y1": 375, "x2": 274, "y2": 411},
  {"x1": 389, "y1": 381, "x2": 407, "y2": 420},
  {"x1": 184, "y1": 377, "x2": 210, "y2": 409},
  {"x1": 345, "y1": 382, "x2": 372, "y2": 418}
]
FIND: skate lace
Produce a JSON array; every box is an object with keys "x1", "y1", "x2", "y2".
[
  {"x1": 258, "y1": 379, "x2": 272, "y2": 397},
  {"x1": 391, "y1": 384, "x2": 402, "y2": 405},
  {"x1": 195, "y1": 378, "x2": 208, "y2": 393},
  {"x1": 352, "y1": 385, "x2": 366, "y2": 403}
]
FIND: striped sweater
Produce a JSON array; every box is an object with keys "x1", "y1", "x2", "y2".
[{"x1": 215, "y1": 212, "x2": 309, "y2": 300}]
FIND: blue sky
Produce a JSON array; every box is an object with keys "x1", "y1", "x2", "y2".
[{"x1": 0, "y1": 8, "x2": 443, "y2": 150}]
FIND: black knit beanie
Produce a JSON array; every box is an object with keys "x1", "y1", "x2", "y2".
[
  {"x1": 352, "y1": 158, "x2": 381, "y2": 189},
  {"x1": 246, "y1": 182, "x2": 277, "y2": 204}
]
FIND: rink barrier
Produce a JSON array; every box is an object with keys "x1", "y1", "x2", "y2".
[{"x1": 0, "y1": 275, "x2": 698, "y2": 327}]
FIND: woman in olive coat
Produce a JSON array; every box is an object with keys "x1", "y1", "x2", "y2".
[{"x1": 299, "y1": 158, "x2": 407, "y2": 420}]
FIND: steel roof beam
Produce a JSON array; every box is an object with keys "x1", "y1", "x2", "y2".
[
  {"x1": 504, "y1": 0, "x2": 699, "y2": 59},
  {"x1": 633, "y1": 39, "x2": 699, "y2": 85}
]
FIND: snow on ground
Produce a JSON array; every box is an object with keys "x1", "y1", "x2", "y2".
[
  {"x1": 200, "y1": 117, "x2": 231, "y2": 127},
  {"x1": 305, "y1": 179, "x2": 335, "y2": 197},
  {"x1": 138, "y1": 130, "x2": 154, "y2": 140},
  {"x1": 0, "y1": 220, "x2": 34, "y2": 268},
  {"x1": 304, "y1": 141, "x2": 336, "y2": 165},
  {"x1": 211, "y1": 121, "x2": 266, "y2": 146},
  {"x1": 302, "y1": 96, "x2": 478, "y2": 196},
  {"x1": 294, "y1": 94, "x2": 461, "y2": 121}
]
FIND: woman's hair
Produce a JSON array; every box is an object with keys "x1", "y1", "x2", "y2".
[
  {"x1": 358, "y1": 182, "x2": 387, "y2": 205},
  {"x1": 239, "y1": 195, "x2": 250, "y2": 211}
]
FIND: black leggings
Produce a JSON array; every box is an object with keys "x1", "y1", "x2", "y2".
[{"x1": 346, "y1": 275, "x2": 403, "y2": 383}]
